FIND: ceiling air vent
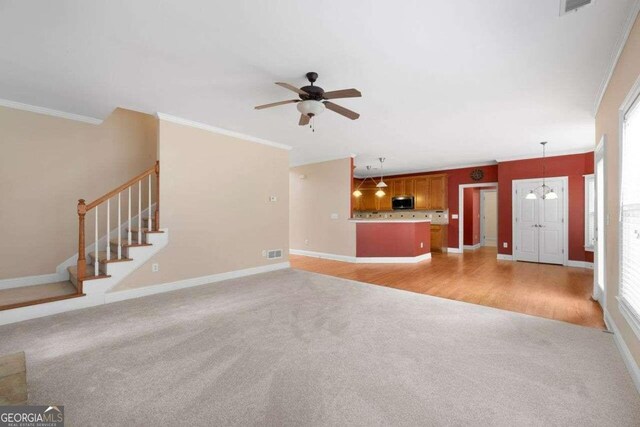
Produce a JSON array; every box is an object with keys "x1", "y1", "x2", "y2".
[{"x1": 560, "y1": 0, "x2": 593, "y2": 15}]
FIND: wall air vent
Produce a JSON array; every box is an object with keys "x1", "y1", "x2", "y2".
[
  {"x1": 267, "y1": 249, "x2": 283, "y2": 259},
  {"x1": 560, "y1": 0, "x2": 592, "y2": 15}
]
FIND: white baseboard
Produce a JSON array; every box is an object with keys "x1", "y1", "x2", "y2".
[
  {"x1": 354, "y1": 253, "x2": 431, "y2": 264},
  {"x1": 463, "y1": 243, "x2": 482, "y2": 250},
  {"x1": 567, "y1": 260, "x2": 594, "y2": 269},
  {"x1": 290, "y1": 249, "x2": 357, "y2": 263},
  {"x1": 0, "y1": 271, "x2": 68, "y2": 290},
  {"x1": 290, "y1": 249, "x2": 431, "y2": 264},
  {"x1": 0, "y1": 261, "x2": 290, "y2": 326},
  {"x1": 105, "y1": 262, "x2": 290, "y2": 303},
  {"x1": 447, "y1": 247, "x2": 463, "y2": 254},
  {"x1": 497, "y1": 254, "x2": 514, "y2": 261},
  {"x1": 604, "y1": 310, "x2": 640, "y2": 395}
]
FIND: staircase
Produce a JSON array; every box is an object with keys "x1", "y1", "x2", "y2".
[{"x1": 0, "y1": 162, "x2": 167, "y2": 316}]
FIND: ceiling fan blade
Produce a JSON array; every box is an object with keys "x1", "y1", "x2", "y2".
[
  {"x1": 254, "y1": 99, "x2": 299, "y2": 110},
  {"x1": 323, "y1": 88, "x2": 362, "y2": 99},
  {"x1": 324, "y1": 101, "x2": 360, "y2": 120},
  {"x1": 275, "y1": 82, "x2": 307, "y2": 95},
  {"x1": 299, "y1": 114, "x2": 310, "y2": 126}
]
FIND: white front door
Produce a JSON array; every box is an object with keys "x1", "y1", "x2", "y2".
[
  {"x1": 514, "y1": 178, "x2": 567, "y2": 265},
  {"x1": 514, "y1": 181, "x2": 540, "y2": 262},
  {"x1": 538, "y1": 178, "x2": 565, "y2": 264}
]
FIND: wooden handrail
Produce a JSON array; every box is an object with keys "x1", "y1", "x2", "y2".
[
  {"x1": 86, "y1": 164, "x2": 156, "y2": 211},
  {"x1": 76, "y1": 161, "x2": 159, "y2": 286}
]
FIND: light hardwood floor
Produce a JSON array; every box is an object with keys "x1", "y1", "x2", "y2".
[{"x1": 290, "y1": 247, "x2": 605, "y2": 329}]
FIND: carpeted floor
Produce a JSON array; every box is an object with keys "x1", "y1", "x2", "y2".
[{"x1": 0, "y1": 269, "x2": 638, "y2": 426}]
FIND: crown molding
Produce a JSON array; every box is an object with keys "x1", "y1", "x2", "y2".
[
  {"x1": 0, "y1": 98, "x2": 103, "y2": 124},
  {"x1": 290, "y1": 154, "x2": 357, "y2": 167},
  {"x1": 494, "y1": 146, "x2": 594, "y2": 163},
  {"x1": 592, "y1": 0, "x2": 640, "y2": 116},
  {"x1": 353, "y1": 160, "x2": 498, "y2": 179},
  {"x1": 156, "y1": 113, "x2": 292, "y2": 151}
]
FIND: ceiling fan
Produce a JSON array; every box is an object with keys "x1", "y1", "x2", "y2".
[{"x1": 254, "y1": 72, "x2": 362, "y2": 127}]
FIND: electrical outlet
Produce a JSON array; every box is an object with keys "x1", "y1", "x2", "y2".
[
  {"x1": 262, "y1": 250, "x2": 267, "y2": 257},
  {"x1": 503, "y1": 242, "x2": 508, "y2": 248},
  {"x1": 452, "y1": 214, "x2": 459, "y2": 219},
  {"x1": 420, "y1": 242, "x2": 424, "y2": 248},
  {"x1": 330, "y1": 213, "x2": 338, "y2": 220},
  {"x1": 304, "y1": 239, "x2": 309, "y2": 245},
  {"x1": 152, "y1": 263, "x2": 159, "y2": 272}
]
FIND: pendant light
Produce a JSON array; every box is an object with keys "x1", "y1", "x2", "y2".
[
  {"x1": 353, "y1": 166, "x2": 373, "y2": 198},
  {"x1": 375, "y1": 157, "x2": 386, "y2": 197},
  {"x1": 526, "y1": 142, "x2": 558, "y2": 200},
  {"x1": 376, "y1": 157, "x2": 387, "y2": 189}
]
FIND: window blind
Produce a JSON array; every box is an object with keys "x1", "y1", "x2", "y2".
[{"x1": 620, "y1": 94, "x2": 640, "y2": 326}]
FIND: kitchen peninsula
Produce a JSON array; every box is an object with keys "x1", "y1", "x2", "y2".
[
  {"x1": 350, "y1": 219, "x2": 431, "y2": 263},
  {"x1": 352, "y1": 172, "x2": 449, "y2": 252}
]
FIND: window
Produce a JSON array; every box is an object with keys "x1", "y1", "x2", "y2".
[
  {"x1": 584, "y1": 174, "x2": 595, "y2": 251},
  {"x1": 619, "y1": 89, "x2": 640, "y2": 335}
]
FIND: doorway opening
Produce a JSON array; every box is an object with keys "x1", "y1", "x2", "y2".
[
  {"x1": 458, "y1": 183, "x2": 498, "y2": 252},
  {"x1": 480, "y1": 189, "x2": 498, "y2": 247}
]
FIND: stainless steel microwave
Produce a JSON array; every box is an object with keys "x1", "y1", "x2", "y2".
[{"x1": 392, "y1": 196, "x2": 414, "y2": 210}]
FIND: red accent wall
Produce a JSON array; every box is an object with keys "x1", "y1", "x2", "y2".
[
  {"x1": 497, "y1": 152, "x2": 594, "y2": 262},
  {"x1": 356, "y1": 222, "x2": 431, "y2": 257},
  {"x1": 463, "y1": 188, "x2": 482, "y2": 245},
  {"x1": 388, "y1": 165, "x2": 499, "y2": 248}
]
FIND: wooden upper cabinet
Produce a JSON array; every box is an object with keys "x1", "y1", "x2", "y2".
[
  {"x1": 352, "y1": 173, "x2": 447, "y2": 211},
  {"x1": 428, "y1": 174, "x2": 448, "y2": 210},
  {"x1": 404, "y1": 179, "x2": 415, "y2": 197},
  {"x1": 414, "y1": 177, "x2": 429, "y2": 210}
]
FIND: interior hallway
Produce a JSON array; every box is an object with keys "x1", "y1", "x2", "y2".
[{"x1": 290, "y1": 247, "x2": 604, "y2": 329}]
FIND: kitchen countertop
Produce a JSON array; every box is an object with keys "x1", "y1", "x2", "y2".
[{"x1": 349, "y1": 218, "x2": 431, "y2": 223}]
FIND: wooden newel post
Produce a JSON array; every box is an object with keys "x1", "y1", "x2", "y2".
[
  {"x1": 77, "y1": 199, "x2": 87, "y2": 293},
  {"x1": 154, "y1": 161, "x2": 160, "y2": 231}
]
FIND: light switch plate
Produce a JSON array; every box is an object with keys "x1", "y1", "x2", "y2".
[
  {"x1": 451, "y1": 214, "x2": 459, "y2": 219},
  {"x1": 269, "y1": 196, "x2": 277, "y2": 202},
  {"x1": 330, "y1": 213, "x2": 338, "y2": 220}
]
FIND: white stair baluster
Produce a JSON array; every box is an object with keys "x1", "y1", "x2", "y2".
[
  {"x1": 106, "y1": 199, "x2": 110, "y2": 261},
  {"x1": 138, "y1": 180, "x2": 142, "y2": 244},
  {"x1": 148, "y1": 175, "x2": 152, "y2": 231},
  {"x1": 128, "y1": 187, "x2": 132, "y2": 245},
  {"x1": 117, "y1": 192, "x2": 122, "y2": 259},
  {"x1": 94, "y1": 207, "x2": 99, "y2": 276}
]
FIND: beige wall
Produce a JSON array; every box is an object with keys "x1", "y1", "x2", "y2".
[
  {"x1": 0, "y1": 107, "x2": 158, "y2": 279},
  {"x1": 114, "y1": 119, "x2": 289, "y2": 290},
  {"x1": 595, "y1": 15, "x2": 640, "y2": 367},
  {"x1": 290, "y1": 158, "x2": 356, "y2": 257}
]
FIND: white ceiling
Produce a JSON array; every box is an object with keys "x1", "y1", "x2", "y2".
[{"x1": 0, "y1": 0, "x2": 636, "y2": 175}]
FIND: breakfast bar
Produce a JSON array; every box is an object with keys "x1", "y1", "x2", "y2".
[{"x1": 350, "y1": 219, "x2": 431, "y2": 263}]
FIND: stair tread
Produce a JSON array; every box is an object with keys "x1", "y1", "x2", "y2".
[
  {"x1": 128, "y1": 228, "x2": 164, "y2": 234},
  {"x1": 89, "y1": 251, "x2": 133, "y2": 264},
  {"x1": 0, "y1": 281, "x2": 79, "y2": 309},
  {"x1": 110, "y1": 239, "x2": 152, "y2": 247},
  {"x1": 68, "y1": 265, "x2": 111, "y2": 280}
]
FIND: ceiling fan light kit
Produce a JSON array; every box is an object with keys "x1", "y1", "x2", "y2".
[{"x1": 255, "y1": 72, "x2": 361, "y2": 130}]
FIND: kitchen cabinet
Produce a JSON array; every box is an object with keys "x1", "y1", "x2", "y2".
[
  {"x1": 430, "y1": 224, "x2": 448, "y2": 253},
  {"x1": 428, "y1": 175, "x2": 447, "y2": 210},
  {"x1": 352, "y1": 173, "x2": 448, "y2": 212},
  {"x1": 414, "y1": 177, "x2": 429, "y2": 209}
]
